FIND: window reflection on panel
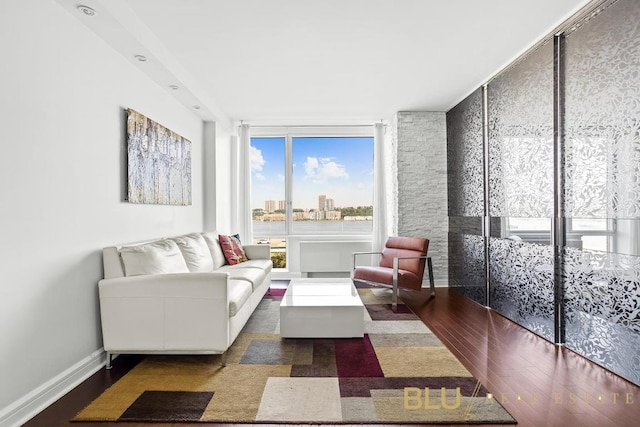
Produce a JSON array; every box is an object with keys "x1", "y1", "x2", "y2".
[{"x1": 504, "y1": 217, "x2": 552, "y2": 246}]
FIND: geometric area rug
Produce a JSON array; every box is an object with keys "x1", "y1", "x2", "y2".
[{"x1": 73, "y1": 285, "x2": 516, "y2": 424}]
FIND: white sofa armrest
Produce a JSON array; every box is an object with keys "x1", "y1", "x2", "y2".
[
  {"x1": 243, "y1": 244, "x2": 270, "y2": 260},
  {"x1": 98, "y1": 272, "x2": 233, "y2": 354}
]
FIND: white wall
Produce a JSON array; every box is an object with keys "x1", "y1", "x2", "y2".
[
  {"x1": 0, "y1": 0, "x2": 204, "y2": 421},
  {"x1": 214, "y1": 126, "x2": 234, "y2": 233}
]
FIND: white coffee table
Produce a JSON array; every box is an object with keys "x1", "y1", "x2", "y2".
[{"x1": 280, "y1": 278, "x2": 364, "y2": 338}]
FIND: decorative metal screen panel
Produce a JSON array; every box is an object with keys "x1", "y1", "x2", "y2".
[
  {"x1": 447, "y1": 89, "x2": 485, "y2": 304},
  {"x1": 489, "y1": 238, "x2": 555, "y2": 340},
  {"x1": 486, "y1": 42, "x2": 555, "y2": 341},
  {"x1": 564, "y1": 247, "x2": 640, "y2": 385},
  {"x1": 449, "y1": 233, "x2": 486, "y2": 305},
  {"x1": 562, "y1": 0, "x2": 640, "y2": 385},
  {"x1": 564, "y1": 0, "x2": 640, "y2": 220},
  {"x1": 447, "y1": 88, "x2": 484, "y2": 217},
  {"x1": 449, "y1": 214, "x2": 485, "y2": 304},
  {"x1": 447, "y1": 0, "x2": 640, "y2": 387},
  {"x1": 488, "y1": 42, "x2": 554, "y2": 218}
]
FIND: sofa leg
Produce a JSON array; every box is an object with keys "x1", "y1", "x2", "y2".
[
  {"x1": 220, "y1": 351, "x2": 227, "y2": 367},
  {"x1": 105, "y1": 352, "x2": 113, "y2": 370}
]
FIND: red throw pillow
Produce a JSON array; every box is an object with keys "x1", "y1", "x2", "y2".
[{"x1": 218, "y1": 234, "x2": 248, "y2": 265}]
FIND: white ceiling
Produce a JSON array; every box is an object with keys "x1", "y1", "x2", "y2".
[{"x1": 56, "y1": 0, "x2": 590, "y2": 126}]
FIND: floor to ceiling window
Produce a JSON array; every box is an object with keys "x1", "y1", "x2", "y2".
[
  {"x1": 250, "y1": 136, "x2": 287, "y2": 267},
  {"x1": 250, "y1": 128, "x2": 374, "y2": 269}
]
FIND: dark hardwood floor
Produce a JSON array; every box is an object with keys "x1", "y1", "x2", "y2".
[{"x1": 24, "y1": 287, "x2": 639, "y2": 427}]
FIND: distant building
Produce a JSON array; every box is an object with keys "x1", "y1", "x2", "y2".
[
  {"x1": 318, "y1": 194, "x2": 334, "y2": 211},
  {"x1": 318, "y1": 195, "x2": 326, "y2": 211},
  {"x1": 265, "y1": 200, "x2": 276, "y2": 212},
  {"x1": 326, "y1": 198, "x2": 335, "y2": 211},
  {"x1": 344, "y1": 216, "x2": 373, "y2": 221},
  {"x1": 325, "y1": 210, "x2": 341, "y2": 220},
  {"x1": 278, "y1": 200, "x2": 286, "y2": 211},
  {"x1": 263, "y1": 213, "x2": 285, "y2": 221},
  {"x1": 306, "y1": 210, "x2": 324, "y2": 220}
]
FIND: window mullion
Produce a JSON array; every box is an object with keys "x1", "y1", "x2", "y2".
[{"x1": 285, "y1": 134, "x2": 293, "y2": 235}]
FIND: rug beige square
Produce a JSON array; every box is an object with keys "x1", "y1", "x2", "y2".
[{"x1": 73, "y1": 286, "x2": 516, "y2": 424}]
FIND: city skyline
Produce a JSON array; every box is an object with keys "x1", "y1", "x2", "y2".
[
  {"x1": 250, "y1": 136, "x2": 374, "y2": 210},
  {"x1": 261, "y1": 193, "x2": 371, "y2": 213}
]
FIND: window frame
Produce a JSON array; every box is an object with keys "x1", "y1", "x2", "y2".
[{"x1": 251, "y1": 126, "x2": 374, "y2": 238}]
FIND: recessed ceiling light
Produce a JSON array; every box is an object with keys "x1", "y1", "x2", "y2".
[
  {"x1": 134, "y1": 55, "x2": 147, "y2": 62},
  {"x1": 77, "y1": 5, "x2": 96, "y2": 16},
  {"x1": 169, "y1": 85, "x2": 179, "y2": 90}
]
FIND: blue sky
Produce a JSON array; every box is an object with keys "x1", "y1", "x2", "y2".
[{"x1": 251, "y1": 136, "x2": 373, "y2": 210}]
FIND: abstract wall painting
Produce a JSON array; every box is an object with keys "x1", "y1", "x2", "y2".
[{"x1": 126, "y1": 109, "x2": 192, "y2": 205}]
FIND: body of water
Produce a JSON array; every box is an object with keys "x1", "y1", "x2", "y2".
[{"x1": 253, "y1": 220, "x2": 372, "y2": 235}]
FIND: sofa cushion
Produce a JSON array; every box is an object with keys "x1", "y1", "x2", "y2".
[
  {"x1": 218, "y1": 234, "x2": 248, "y2": 265},
  {"x1": 217, "y1": 266, "x2": 266, "y2": 290},
  {"x1": 353, "y1": 266, "x2": 422, "y2": 291},
  {"x1": 120, "y1": 240, "x2": 189, "y2": 277},
  {"x1": 171, "y1": 233, "x2": 214, "y2": 273},
  {"x1": 238, "y1": 259, "x2": 273, "y2": 273},
  {"x1": 202, "y1": 232, "x2": 227, "y2": 269},
  {"x1": 228, "y1": 280, "x2": 253, "y2": 317}
]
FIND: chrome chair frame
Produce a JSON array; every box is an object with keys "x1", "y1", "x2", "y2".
[{"x1": 352, "y1": 251, "x2": 435, "y2": 310}]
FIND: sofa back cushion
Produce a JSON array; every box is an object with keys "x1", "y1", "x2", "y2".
[
  {"x1": 171, "y1": 233, "x2": 214, "y2": 272},
  {"x1": 120, "y1": 239, "x2": 189, "y2": 276},
  {"x1": 202, "y1": 232, "x2": 227, "y2": 269}
]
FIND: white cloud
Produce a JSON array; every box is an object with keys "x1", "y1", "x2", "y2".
[
  {"x1": 319, "y1": 160, "x2": 349, "y2": 180},
  {"x1": 251, "y1": 146, "x2": 265, "y2": 172},
  {"x1": 255, "y1": 173, "x2": 266, "y2": 181},
  {"x1": 304, "y1": 156, "x2": 319, "y2": 176},
  {"x1": 304, "y1": 156, "x2": 348, "y2": 183}
]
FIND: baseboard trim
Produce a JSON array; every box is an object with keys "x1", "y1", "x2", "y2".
[
  {"x1": 434, "y1": 279, "x2": 449, "y2": 287},
  {"x1": 0, "y1": 348, "x2": 105, "y2": 427},
  {"x1": 422, "y1": 279, "x2": 449, "y2": 288}
]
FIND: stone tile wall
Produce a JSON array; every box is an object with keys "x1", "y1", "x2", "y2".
[{"x1": 393, "y1": 111, "x2": 448, "y2": 286}]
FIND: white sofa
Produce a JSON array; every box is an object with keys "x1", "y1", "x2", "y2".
[{"x1": 98, "y1": 231, "x2": 272, "y2": 368}]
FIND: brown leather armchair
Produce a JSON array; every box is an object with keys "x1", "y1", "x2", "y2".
[{"x1": 352, "y1": 236, "x2": 434, "y2": 310}]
